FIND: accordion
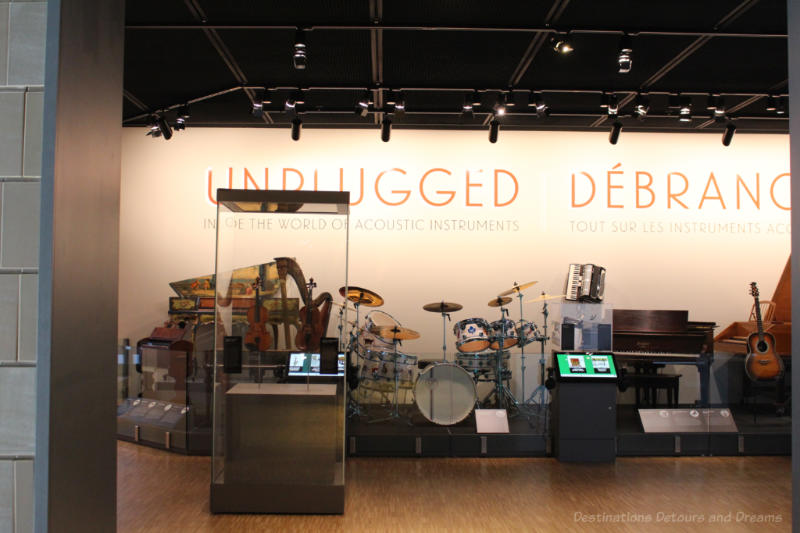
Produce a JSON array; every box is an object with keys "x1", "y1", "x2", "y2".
[{"x1": 565, "y1": 263, "x2": 606, "y2": 302}]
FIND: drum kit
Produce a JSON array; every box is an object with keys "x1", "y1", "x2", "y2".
[{"x1": 337, "y1": 281, "x2": 561, "y2": 426}]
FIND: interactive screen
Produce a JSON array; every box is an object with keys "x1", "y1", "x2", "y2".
[
  {"x1": 555, "y1": 352, "x2": 617, "y2": 379},
  {"x1": 287, "y1": 352, "x2": 344, "y2": 376}
]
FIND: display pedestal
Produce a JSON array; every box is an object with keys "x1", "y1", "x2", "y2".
[
  {"x1": 211, "y1": 382, "x2": 344, "y2": 514},
  {"x1": 551, "y1": 380, "x2": 616, "y2": 462}
]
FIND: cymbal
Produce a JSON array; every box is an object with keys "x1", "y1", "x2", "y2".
[
  {"x1": 423, "y1": 301, "x2": 463, "y2": 313},
  {"x1": 498, "y1": 281, "x2": 538, "y2": 297},
  {"x1": 338, "y1": 286, "x2": 384, "y2": 307},
  {"x1": 374, "y1": 325, "x2": 420, "y2": 340},
  {"x1": 488, "y1": 296, "x2": 512, "y2": 307},
  {"x1": 525, "y1": 293, "x2": 565, "y2": 303}
]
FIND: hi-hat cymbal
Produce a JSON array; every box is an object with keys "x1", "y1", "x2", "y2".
[
  {"x1": 525, "y1": 293, "x2": 565, "y2": 303},
  {"x1": 375, "y1": 325, "x2": 420, "y2": 340},
  {"x1": 338, "y1": 286, "x2": 384, "y2": 307},
  {"x1": 498, "y1": 281, "x2": 538, "y2": 296},
  {"x1": 423, "y1": 301, "x2": 463, "y2": 313},
  {"x1": 488, "y1": 296, "x2": 512, "y2": 307}
]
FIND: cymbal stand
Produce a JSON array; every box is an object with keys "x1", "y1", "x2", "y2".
[
  {"x1": 438, "y1": 310, "x2": 451, "y2": 362},
  {"x1": 515, "y1": 288, "x2": 529, "y2": 404},
  {"x1": 525, "y1": 298, "x2": 551, "y2": 424},
  {"x1": 368, "y1": 338, "x2": 412, "y2": 425},
  {"x1": 483, "y1": 305, "x2": 520, "y2": 415},
  {"x1": 346, "y1": 300, "x2": 365, "y2": 418}
]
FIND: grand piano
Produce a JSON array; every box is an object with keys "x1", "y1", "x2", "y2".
[{"x1": 613, "y1": 309, "x2": 716, "y2": 406}]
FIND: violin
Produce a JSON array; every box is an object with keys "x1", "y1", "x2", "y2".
[
  {"x1": 296, "y1": 278, "x2": 332, "y2": 351},
  {"x1": 245, "y1": 276, "x2": 272, "y2": 351}
]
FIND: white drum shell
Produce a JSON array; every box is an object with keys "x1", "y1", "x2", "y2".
[{"x1": 413, "y1": 363, "x2": 477, "y2": 425}]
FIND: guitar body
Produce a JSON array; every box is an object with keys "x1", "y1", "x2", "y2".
[
  {"x1": 744, "y1": 331, "x2": 783, "y2": 381},
  {"x1": 744, "y1": 282, "x2": 784, "y2": 381}
]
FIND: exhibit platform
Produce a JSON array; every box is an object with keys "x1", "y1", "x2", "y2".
[{"x1": 346, "y1": 404, "x2": 791, "y2": 458}]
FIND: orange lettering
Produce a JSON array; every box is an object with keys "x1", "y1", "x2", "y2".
[
  {"x1": 635, "y1": 171, "x2": 654, "y2": 208},
  {"x1": 465, "y1": 171, "x2": 483, "y2": 207},
  {"x1": 571, "y1": 172, "x2": 595, "y2": 208},
  {"x1": 206, "y1": 167, "x2": 234, "y2": 206},
  {"x1": 283, "y1": 168, "x2": 303, "y2": 190},
  {"x1": 374, "y1": 168, "x2": 410, "y2": 206},
  {"x1": 607, "y1": 166, "x2": 624, "y2": 209},
  {"x1": 419, "y1": 168, "x2": 455, "y2": 206},
  {"x1": 339, "y1": 168, "x2": 364, "y2": 206},
  {"x1": 667, "y1": 172, "x2": 689, "y2": 209},
  {"x1": 244, "y1": 168, "x2": 260, "y2": 190},
  {"x1": 698, "y1": 172, "x2": 726, "y2": 209},
  {"x1": 736, "y1": 174, "x2": 760, "y2": 209},
  {"x1": 770, "y1": 172, "x2": 790, "y2": 210},
  {"x1": 494, "y1": 169, "x2": 518, "y2": 207}
]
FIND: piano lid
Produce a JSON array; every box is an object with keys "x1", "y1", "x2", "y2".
[{"x1": 613, "y1": 309, "x2": 688, "y2": 333}]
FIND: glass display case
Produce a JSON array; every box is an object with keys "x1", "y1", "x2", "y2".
[{"x1": 210, "y1": 189, "x2": 349, "y2": 514}]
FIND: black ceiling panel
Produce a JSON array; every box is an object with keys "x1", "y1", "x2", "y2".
[
  {"x1": 651, "y1": 37, "x2": 787, "y2": 93},
  {"x1": 383, "y1": 30, "x2": 533, "y2": 87},
  {"x1": 124, "y1": 29, "x2": 239, "y2": 110},
  {"x1": 196, "y1": 0, "x2": 370, "y2": 25},
  {"x1": 122, "y1": 1, "x2": 790, "y2": 134},
  {"x1": 382, "y1": 0, "x2": 552, "y2": 27},
  {"x1": 557, "y1": 0, "x2": 747, "y2": 31}
]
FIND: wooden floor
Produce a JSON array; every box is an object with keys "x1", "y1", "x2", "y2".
[{"x1": 117, "y1": 442, "x2": 791, "y2": 532}]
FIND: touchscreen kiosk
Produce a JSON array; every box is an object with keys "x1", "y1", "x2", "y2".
[
  {"x1": 287, "y1": 352, "x2": 344, "y2": 377},
  {"x1": 555, "y1": 352, "x2": 617, "y2": 381}
]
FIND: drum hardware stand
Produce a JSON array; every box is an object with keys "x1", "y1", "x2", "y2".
[
  {"x1": 482, "y1": 303, "x2": 521, "y2": 416},
  {"x1": 438, "y1": 310, "x2": 451, "y2": 362},
  {"x1": 525, "y1": 298, "x2": 551, "y2": 428},
  {"x1": 346, "y1": 300, "x2": 366, "y2": 418},
  {"x1": 368, "y1": 338, "x2": 413, "y2": 426}
]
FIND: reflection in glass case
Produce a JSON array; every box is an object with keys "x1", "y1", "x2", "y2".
[
  {"x1": 210, "y1": 189, "x2": 349, "y2": 514},
  {"x1": 117, "y1": 325, "x2": 213, "y2": 454}
]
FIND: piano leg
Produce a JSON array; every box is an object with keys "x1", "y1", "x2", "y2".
[{"x1": 698, "y1": 353, "x2": 712, "y2": 407}]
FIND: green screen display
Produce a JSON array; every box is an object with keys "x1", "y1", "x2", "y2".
[{"x1": 556, "y1": 352, "x2": 617, "y2": 379}]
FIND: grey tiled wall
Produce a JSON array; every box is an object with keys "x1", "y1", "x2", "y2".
[{"x1": 0, "y1": 1, "x2": 45, "y2": 532}]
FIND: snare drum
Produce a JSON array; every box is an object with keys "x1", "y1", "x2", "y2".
[
  {"x1": 453, "y1": 318, "x2": 491, "y2": 353},
  {"x1": 489, "y1": 318, "x2": 519, "y2": 349},
  {"x1": 456, "y1": 351, "x2": 511, "y2": 377},
  {"x1": 414, "y1": 363, "x2": 477, "y2": 425},
  {"x1": 357, "y1": 348, "x2": 417, "y2": 390},
  {"x1": 517, "y1": 320, "x2": 540, "y2": 347},
  {"x1": 359, "y1": 310, "x2": 401, "y2": 350}
]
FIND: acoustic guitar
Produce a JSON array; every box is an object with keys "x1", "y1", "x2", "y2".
[{"x1": 744, "y1": 282, "x2": 784, "y2": 381}]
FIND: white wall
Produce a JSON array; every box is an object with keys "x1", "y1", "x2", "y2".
[{"x1": 120, "y1": 127, "x2": 790, "y2": 403}]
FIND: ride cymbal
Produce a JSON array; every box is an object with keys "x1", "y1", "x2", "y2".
[
  {"x1": 525, "y1": 293, "x2": 565, "y2": 303},
  {"x1": 488, "y1": 296, "x2": 512, "y2": 307},
  {"x1": 498, "y1": 281, "x2": 538, "y2": 296},
  {"x1": 375, "y1": 325, "x2": 420, "y2": 340},
  {"x1": 423, "y1": 301, "x2": 464, "y2": 313},
  {"x1": 338, "y1": 286, "x2": 384, "y2": 306}
]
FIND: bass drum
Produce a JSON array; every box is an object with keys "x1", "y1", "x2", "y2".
[{"x1": 413, "y1": 363, "x2": 477, "y2": 425}]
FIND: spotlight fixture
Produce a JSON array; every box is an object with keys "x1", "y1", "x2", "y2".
[
  {"x1": 355, "y1": 92, "x2": 371, "y2": 117},
  {"x1": 174, "y1": 105, "x2": 190, "y2": 131},
  {"x1": 462, "y1": 96, "x2": 474, "y2": 117},
  {"x1": 471, "y1": 91, "x2": 482, "y2": 109},
  {"x1": 494, "y1": 93, "x2": 507, "y2": 116},
  {"x1": 633, "y1": 93, "x2": 649, "y2": 119},
  {"x1": 291, "y1": 117, "x2": 302, "y2": 141},
  {"x1": 489, "y1": 118, "x2": 500, "y2": 143},
  {"x1": 708, "y1": 94, "x2": 726, "y2": 117},
  {"x1": 609, "y1": 120, "x2": 622, "y2": 145},
  {"x1": 391, "y1": 91, "x2": 406, "y2": 116},
  {"x1": 765, "y1": 95, "x2": 777, "y2": 112},
  {"x1": 551, "y1": 32, "x2": 573, "y2": 54},
  {"x1": 678, "y1": 95, "x2": 692, "y2": 122},
  {"x1": 722, "y1": 120, "x2": 736, "y2": 146},
  {"x1": 293, "y1": 29, "x2": 307, "y2": 70},
  {"x1": 284, "y1": 98, "x2": 297, "y2": 113},
  {"x1": 529, "y1": 91, "x2": 548, "y2": 117},
  {"x1": 381, "y1": 117, "x2": 392, "y2": 142},
  {"x1": 617, "y1": 34, "x2": 633, "y2": 74},
  {"x1": 607, "y1": 93, "x2": 619, "y2": 115},
  {"x1": 146, "y1": 114, "x2": 172, "y2": 140},
  {"x1": 776, "y1": 96, "x2": 786, "y2": 115}
]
